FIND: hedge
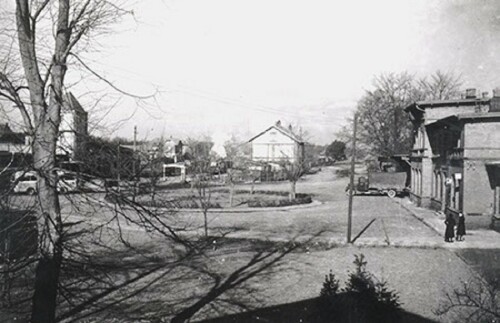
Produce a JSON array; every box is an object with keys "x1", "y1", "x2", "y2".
[{"x1": 247, "y1": 195, "x2": 312, "y2": 208}]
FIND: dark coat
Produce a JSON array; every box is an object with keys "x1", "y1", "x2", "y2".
[
  {"x1": 445, "y1": 216, "x2": 456, "y2": 240},
  {"x1": 457, "y1": 215, "x2": 466, "y2": 236}
]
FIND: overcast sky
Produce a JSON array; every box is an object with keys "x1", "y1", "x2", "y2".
[{"x1": 75, "y1": 0, "x2": 500, "y2": 145}]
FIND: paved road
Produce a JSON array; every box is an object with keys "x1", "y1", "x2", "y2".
[
  {"x1": 167, "y1": 166, "x2": 441, "y2": 247},
  {"x1": 6, "y1": 167, "x2": 486, "y2": 322},
  {"x1": 8, "y1": 166, "x2": 446, "y2": 247}
]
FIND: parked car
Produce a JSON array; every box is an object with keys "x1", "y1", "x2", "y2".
[
  {"x1": 345, "y1": 172, "x2": 408, "y2": 198},
  {"x1": 12, "y1": 171, "x2": 38, "y2": 195},
  {"x1": 11, "y1": 170, "x2": 80, "y2": 195},
  {"x1": 57, "y1": 173, "x2": 79, "y2": 193}
]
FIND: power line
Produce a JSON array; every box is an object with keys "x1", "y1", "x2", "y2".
[{"x1": 71, "y1": 56, "x2": 354, "y2": 124}]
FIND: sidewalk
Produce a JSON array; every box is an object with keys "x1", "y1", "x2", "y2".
[{"x1": 394, "y1": 197, "x2": 500, "y2": 249}]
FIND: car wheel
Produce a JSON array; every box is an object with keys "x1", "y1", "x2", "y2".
[
  {"x1": 26, "y1": 188, "x2": 36, "y2": 195},
  {"x1": 59, "y1": 187, "x2": 67, "y2": 194},
  {"x1": 387, "y1": 190, "x2": 396, "y2": 198}
]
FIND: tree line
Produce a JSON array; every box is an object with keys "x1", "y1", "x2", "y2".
[{"x1": 337, "y1": 71, "x2": 462, "y2": 159}]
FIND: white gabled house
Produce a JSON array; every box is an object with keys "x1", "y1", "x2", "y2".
[
  {"x1": 248, "y1": 120, "x2": 305, "y2": 164},
  {"x1": 57, "y1": 92, "x2": 88, "y2": 162}
]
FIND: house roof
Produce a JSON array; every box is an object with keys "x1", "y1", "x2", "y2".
[
  {"x1": 0, "y1": 123, "x2": 14, "y2": 135},
  {"x1": 405, "y1": 98, "x2": 490, "y2": 112},
  {"x1": 62, "y1": 92, "x2": 88, "y2": 119},
  {"x1": 248, "y1": 121, "x2": 304, "y2": 143}
]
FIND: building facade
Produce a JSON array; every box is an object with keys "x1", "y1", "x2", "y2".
[
  {"x1": 57, "y1": 92, "x2": 88, "y2": 161},
  {"x1": 406, "y1": 89, "x2": 500, "y2": 219},
  {"x1": 249, "y1": 121, "x2": 305, "y2": 164}
]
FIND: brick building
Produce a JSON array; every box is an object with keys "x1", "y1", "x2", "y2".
[{"x1": 406, "y1": 89, "x2": 500, "y2": 220}]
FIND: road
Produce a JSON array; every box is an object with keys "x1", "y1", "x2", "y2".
[
  {"x1": 7, "y1": 167, "x2": 449, "y2": 247},
  {"x1": 167, "y1": 166, "x2": 440, "y2": 247},
  {"x1": 6, "y1": 167, "x2": 481, "y2": 322}
]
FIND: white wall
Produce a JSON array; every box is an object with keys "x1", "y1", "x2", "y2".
[{"x1": 251, "y1": 127, "x2": 298, "y2": 162}]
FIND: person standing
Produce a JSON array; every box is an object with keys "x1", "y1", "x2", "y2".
[
  {"x1": 456, "y1": 213, "x2": 466, "y2": 241},
  {"x1": 444, "y1": 213, "x2": 456, "y2": 242}
]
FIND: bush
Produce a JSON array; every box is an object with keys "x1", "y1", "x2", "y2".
[
  {"x1": 318, "y1": 254, "x2": 402, "y2": 323},
  {"x1": 235, "y1": 189, "x2": 288, "y2": 196},
  {"x1": 320, "y1": 270, "x2": 340, "y2": 297},
  {"x1": 247, "y1": 194, "x2": 312, "y2": 207},
  {"x1": 335, "y1": 168, "x2": 350, "y2": 178},
  {"x1": 139, "y1": 198, "x2": 222, "y2": 209}
]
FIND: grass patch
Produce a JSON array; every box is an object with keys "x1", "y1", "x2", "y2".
[{"x1": 456, "y1": 248, "x2": 500, "y2": 287}]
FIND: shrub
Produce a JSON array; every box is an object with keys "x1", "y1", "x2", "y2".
[
  {"x1": 320, "y1": 270, "x2": 340, "y2": 297},
  {"x1": 318, "y1": 254, "x2": 402, "y2": 323},
  {"x1": 335, "y1": 168, "x2": 350, "y2": 178},
  {"x1": 235, "y1": 189, "x2": 289, "y2": 196},
  {"x1": 139, "y1": 199, "x2": 222, "y2": 209},
  {"x1": 247, "y1": 194, "x2": 312, "y2": 208}
]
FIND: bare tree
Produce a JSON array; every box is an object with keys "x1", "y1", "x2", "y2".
[
  {"x1": 280, "y1": 160, "x2": 306, "y2": 201},
  {"x1": 223, "y1": 135, "x2": 253, "y2": 207},
  {"x1": 418, "y1": 70, "x2": 462, "y2": 101},
  {"x1": 342, "y1": 71, "x2": 462, "y2": 158},
  {"x1": 186, "y1": 138, "x2": 216, "y2": 238},
  {"x1": 435, "y1": 277, "x2": 500, "y2": 322},
  {"x1": 0, "y1": 2, "x2": 137, "y2": 322},
  {"x1": 0, "y1": 3, "x2": 301, "y2": 323}
]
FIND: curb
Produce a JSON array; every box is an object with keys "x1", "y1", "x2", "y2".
[
  {"x1": 393, "y1": 198, "x2": 443, "y2": 236},
  {"x1": 175, "y1": 200, "x2": 324, "y2": 213},
  {"x1": 84, "y1": 194, "x2": 323, "y2": 214}
]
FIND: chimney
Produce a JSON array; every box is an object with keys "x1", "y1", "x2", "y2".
[
  {"x1": 465, "y1": 88, "x2": 477, "y2": 99},
  {"x1": 288, "y1": 124, "x2": 293, "y2": 132},
  {"x1": 275, "y1": 120, "x2": 281, "y2": 126},
  {"x1": 491, "y1": 88, "x2": 500, "y2": 112}
]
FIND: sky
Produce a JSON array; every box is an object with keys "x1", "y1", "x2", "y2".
[{"x1": 42, "y1": 1, "x2": 500, "y2": 145}]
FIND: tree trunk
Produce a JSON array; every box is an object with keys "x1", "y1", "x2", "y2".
[
  {"x1": 30, "y1": 256, "x2": 62, "y2": 323},
  {"x1": 15, "y1": 1, "x2": 70, "y2": 321},
  {"x1": 30, "y1": 115, "x2": 64, "y2": 323},
  {"x1": 289, "y1": 181, "x2": 296, "y2": 201},
  {"x1": 229, "y1": 183, "x2": 234, "y2": 207},
  {"x1": 203, "y1": 208, "x2": 208, "y2": 238}
]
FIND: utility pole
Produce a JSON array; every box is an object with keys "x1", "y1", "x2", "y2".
[
  {"x1": 347, "y1": 113, "x2": 358, "y2": 243},
  {"x1": 117, "y1": 140, "x2": 121, "y2": 193},
  {"x1": 133, "y1": 125, "x2": 137, "y2": 200}
]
